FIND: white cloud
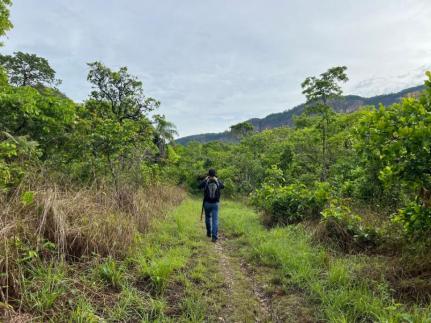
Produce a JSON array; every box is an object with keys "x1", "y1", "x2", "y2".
[{"x1": 2, "y1": 0, "x2": 431, "y2": 136}]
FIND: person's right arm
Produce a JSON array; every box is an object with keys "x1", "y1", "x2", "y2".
[{"x1": 217, "y1": 179, "x2": 224, "y2": 189}]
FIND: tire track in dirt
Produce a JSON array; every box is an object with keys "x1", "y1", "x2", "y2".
[{"x1": 213, "y1": 238, "x2": 272, "y2": 322}]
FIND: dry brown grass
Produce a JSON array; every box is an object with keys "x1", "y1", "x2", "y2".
[
  {"x1": 313, "y1": 217, "x2": 356, "y2": 252},
  {"x1": 0, "y1": 178, "x2": 185, "y2": 306}
]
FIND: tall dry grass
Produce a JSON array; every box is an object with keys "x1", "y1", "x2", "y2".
[{"x1": 0, "y1": 178, "x2": 185, "y2": 306}]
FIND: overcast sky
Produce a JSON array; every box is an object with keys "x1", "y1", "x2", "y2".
[{"x1": 2, "y1": 0, "x2": 431, "y2": 137}]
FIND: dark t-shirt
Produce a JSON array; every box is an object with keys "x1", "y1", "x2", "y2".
[{"x1": 199, "y1": 177, "x2": 224, "y2": 203}]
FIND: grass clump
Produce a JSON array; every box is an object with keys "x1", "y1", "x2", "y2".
[
  {"x1": 69, "y1": 298, "x2": 101, "y2": 323},
  {"x1": 21, "y1": 262, "x2": 68, "y2": 315},
  {"x1": 105, "y1": 287, "x2": 159, "y2": 321},
  {"x1": 137, "y1": 246, "x2": 189, "y2": 293},
  {"x1": 97, "y1": 257, "x2": 125, "y2": 290},
  {"x1": 327, "y1": 259, "x2": 352, "y2": 287},
  {"x1": 179, "y1": 291, "x2": 207, "y2": 322}
]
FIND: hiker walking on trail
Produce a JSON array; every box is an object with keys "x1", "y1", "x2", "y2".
[{"x1": 199, "y1": 169, "x2": 224, "y2": 242}]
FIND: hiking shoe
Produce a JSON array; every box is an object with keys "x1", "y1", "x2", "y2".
[
  {"x1": 207, "y1": 234, "x2": 211, "y2": 238},
  {"x1": 211, "y1": 238, "x2": 217, "y2": 242}
]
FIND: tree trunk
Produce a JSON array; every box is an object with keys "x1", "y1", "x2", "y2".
[{"x1": 321, "y1": 122, "x2": 327, "y2": 182}]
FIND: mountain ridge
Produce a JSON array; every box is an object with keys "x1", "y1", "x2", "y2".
[{"x1": 176, "y1": 84, "x2": 425, "y2": 145}]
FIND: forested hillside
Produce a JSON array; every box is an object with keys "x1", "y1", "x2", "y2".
[
  {"x1": 177, "y1": 84, "x2": 425, "y2": 144},
  {"x1": 1, "y1": 1, "x2": 431, "y2": 321}
]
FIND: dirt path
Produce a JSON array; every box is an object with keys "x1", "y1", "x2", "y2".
[
  {"x1": 212, "y1": 237, "x2": 272, "y2": 322},
  {"x1": 162, "y1": 199, "x2": 315, "y2": 322}
]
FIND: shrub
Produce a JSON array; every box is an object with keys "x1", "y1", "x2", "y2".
[
  {"x1": 317, "y1": 200, "x2": 379, "y2": 250},
  {"x1": 393, "y1": 202, "x2": 431, "y2": 237},
  {"x1": 252, "y1": 182, "x2": 330, "y2": 224},
  {"x1": 0, "y1": 133, "x2": 40, "y2": 192}
]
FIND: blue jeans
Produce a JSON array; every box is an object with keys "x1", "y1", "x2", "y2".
[{"x1": 204, "y1": 202, "x2": 219, "y2": 240}]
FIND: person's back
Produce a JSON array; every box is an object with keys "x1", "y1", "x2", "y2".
[{"x1": 199, "y1": 169, "x2": 224, "y2": 242}]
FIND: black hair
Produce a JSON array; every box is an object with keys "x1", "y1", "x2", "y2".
[{"x1": 208, "y1": 168, "x2": 216, "y2": 177}]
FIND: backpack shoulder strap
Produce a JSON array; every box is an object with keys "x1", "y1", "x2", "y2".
[{"x1": 205, "y1": 178, "x2": 219, "y2": 188}]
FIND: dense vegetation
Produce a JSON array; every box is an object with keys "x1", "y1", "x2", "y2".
[{"x1": 0, "y1": 56, "x2": 179, "y2": 193}]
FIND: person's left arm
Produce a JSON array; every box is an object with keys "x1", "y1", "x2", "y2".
[{"x1": 198, "y1": 177, "x2": 209, "y2": 189}]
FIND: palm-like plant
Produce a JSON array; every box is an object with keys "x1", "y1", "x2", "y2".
[{"x1": 152, "y1": 114, "x2": 178, "y2": 160}]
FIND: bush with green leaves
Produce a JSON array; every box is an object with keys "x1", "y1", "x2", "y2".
[
  {"x1": 0, "y1": 132, "x2": 40, "y2": 192},
  {"x1": 320, "y1": 200, "x2": 379, "y2": 249},
  {"x1": 393, "y1": 202, "x2": 431, "y2": 237},
  {"x1": 252, "y1": 181, "x2": 330, "y2": 224},
  {"x1": 353, "y1": 72, "x2": 431, "y2": 231},
  {"x1": 0, "y1": 84, "x2": 76, "y2": 156}
]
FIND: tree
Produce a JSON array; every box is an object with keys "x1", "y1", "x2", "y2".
[
  {"x1": 301, "y1": 66, "x2": 348, "y2": 181},
  {"x1": 230, "y1": 121, "x2": 254, "y2": 139},
  {"x1": 81, "y1": 62, "x2": 159, "y2": 190},
  {"x1": 301, "y1": 66, "x2": 348, "y2": 105},
  {"x1": 153, "y1": 114, "x2": 178, "y2": 160},
  {"x1": 87, "y1": 62, "x2": 159, "y2": 122},
  {"x1": 0, "y1": 0, "x2": 12, "y2": 46},
  {"x1": 153, "y1": 114, "x2": 178, "y2": 144},
  {"x1": 0, "y1": 84, "x2": 76, "y2": 158},
  {"x1": 0, "y1": 51, "x2": 61, "y2": 87}
]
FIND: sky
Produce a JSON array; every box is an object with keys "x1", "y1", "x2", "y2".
[{"x1": 2, "y1": 0, "x2": 431, "y2": 137}]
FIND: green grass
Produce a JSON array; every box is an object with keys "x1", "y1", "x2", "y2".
[
  {"x1": 218, "y1": 200, "x2": 431, "y2": 323},
  {"x1": 97, "y1": 257, "x2": 126, "y2": 290},
  {"x1": 136, "y1": 246, "x2": 190, "y2": 293},
  {"x1": 69, "y1": 298, "x2": 101, "y2": 323},
  {"x1": 21, "y1": 261, "x2": 69, "y2": 315}
]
